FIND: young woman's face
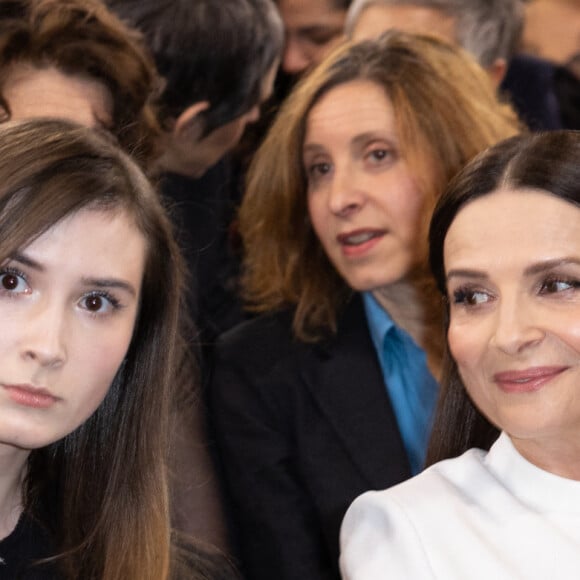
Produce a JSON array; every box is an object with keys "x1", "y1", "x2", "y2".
[
  {"x1": 0, "y1": 208, "x2": 146, "y2": 452},
  {"x1": 303, "y1": 79, "x2": 428, "y2": 291},
  {"x1": 445, "y1": 189, "x2": 580, "y2": 463}
]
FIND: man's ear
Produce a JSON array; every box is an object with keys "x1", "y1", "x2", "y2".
[
  {"x1": 172, "y1": 101, "x2": 210, "y2": 141},
  {"x1": 487, "y1": 58, "x2": 508, "y2": 88}
]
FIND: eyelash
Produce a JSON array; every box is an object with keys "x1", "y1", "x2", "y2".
[
  {"x1": 538, "y1": 276, "x2": 580, "y2": 294},
  {"x1": 80, "y1": 291, "x2": 122, "y2": 317},
  {"x1": 451, "y1": 286, "x2": 491, "y2": 307},
  {"x1": 0, "y1": 267, "x2": 123, "y2": 316},
  {"x1": 0, "y1": 267, "x2": 29, "y2": 296},
  {"x1": 450, "y1": 275, "x2": 580, "y2": 308}
]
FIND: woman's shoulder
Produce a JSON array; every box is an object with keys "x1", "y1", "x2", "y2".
[{"x1": 342, "y1": 447, "x2": 494, "y2": 540}]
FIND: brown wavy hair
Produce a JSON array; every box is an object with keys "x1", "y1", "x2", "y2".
[
  {"x1": 239, "y1": 30, "x2": 523, "y2": 341},
  {"x1": 0, "y1": 0, "x2": 161, "y2": 167}
]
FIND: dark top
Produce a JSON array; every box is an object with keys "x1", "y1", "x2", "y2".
[
  {"x1": 209, "y1": 295, "x2": 411, "y2": 580},
  {"x1": 160, "y1": 160, "x2": 246, "y2": 349},
  {"x1": 0, "y1": 515, "x2": 60, "y2": 579},
  {"x1": 501, "y1": 53, "x2": 564, "y2": 131}
]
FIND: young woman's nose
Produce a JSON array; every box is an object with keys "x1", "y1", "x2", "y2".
[
  {"x1": 490, "y1": 296, "x2": 544, "y2": 355},
  {"x1": 20, "y1": 299, "x2": 67, "y2": 368}
]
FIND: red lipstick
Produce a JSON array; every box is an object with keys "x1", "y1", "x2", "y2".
[
  {"x1": 3, "y1": 384, "x2": 59, "y2": 408},
  {"x1": 493, "y1": 366, "x2": 568, "y2": 393}
]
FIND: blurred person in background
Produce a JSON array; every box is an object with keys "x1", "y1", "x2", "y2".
[{"x1": 346, "y1": 0, "x2": 567, "y2": 130}]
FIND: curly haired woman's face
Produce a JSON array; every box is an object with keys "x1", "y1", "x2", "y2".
[
  {"x1": 303, "y1": 79, "x2": 428, "y2": 291},
  {"x1": 2, "y1": 64, "x2": 113, "y2": 129},
  {"x1": 0, "y1": 209, "x2": 145, "y2": 453}
]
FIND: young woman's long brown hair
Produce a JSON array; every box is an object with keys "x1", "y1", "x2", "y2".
[{"x1": 0, "y1": 118, "x2": 185, "y2": 579}]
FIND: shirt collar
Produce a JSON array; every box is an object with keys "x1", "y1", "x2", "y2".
[{"x1": 362, "y1": 291, "x2": 395, "y2": 354}]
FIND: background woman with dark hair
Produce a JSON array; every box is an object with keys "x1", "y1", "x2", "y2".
[{"x1": 341, "y1": 130, "x2": 580, "y2": 579}]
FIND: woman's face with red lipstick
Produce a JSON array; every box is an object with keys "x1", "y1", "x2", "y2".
[
  {"x1": 0, "y1": 209, "x2": 146, "y2": 452},
  {"x1": 303, "y1": 80, "x2": 428, "y2": 291},
  {"x1": 445, "y1": 188, "x2": 580, "y2": 456}
]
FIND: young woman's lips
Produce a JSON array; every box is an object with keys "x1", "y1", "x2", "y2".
[
  {"x1": 336, "y1": 229, "x2": 385, "y2": 257},
  {"x1": 3, "y1": 384, "x2": 59, "y2": 408},
  {"x1": 493, "y1": 366, "x2": 568, "y2": 393}
]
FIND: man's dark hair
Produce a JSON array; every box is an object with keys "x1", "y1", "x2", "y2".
[{"x1": 107, "y1": 0, "x2": 284, "y2": 136}]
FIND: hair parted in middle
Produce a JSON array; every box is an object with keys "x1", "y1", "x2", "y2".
[
  {"x1": 239, "y1": 30, "x2": 523, "y2": 342},
  {"x1": 0, "y1": 117, "x2": 187, "y2": 579},
  {"x1": 426, "y1": 129, "x2": 580, "y2": 467}
]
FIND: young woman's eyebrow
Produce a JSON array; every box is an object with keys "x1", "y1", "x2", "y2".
[
  {"x1": 8, "y1": 252, "x2": 43, "y2": 271},
  {"x1": 80, "y1": 277, "x2": 137, "y2": 297}
]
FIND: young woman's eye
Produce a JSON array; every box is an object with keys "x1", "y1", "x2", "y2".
[
  {"x1": 451, "y1": 288, "x2": 490, "y2": 307},
  {"x1": 539, "y1": 277, "x2": 580, "y2": 294},
  {"x1": 79, "y1": 292, "x2": 121, "y2": 315},
  {"x1": 0, "y1": 268, "x2": 30, "y2": 295}
]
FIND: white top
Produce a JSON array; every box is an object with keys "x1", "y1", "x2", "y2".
[{"x1": 340, "y1": 433, "x2": 580, "y2": 579}]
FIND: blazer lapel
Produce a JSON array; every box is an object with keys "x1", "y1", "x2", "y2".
[{"x1": 301, "y1": 295, "x2": 411, "y2": 489}]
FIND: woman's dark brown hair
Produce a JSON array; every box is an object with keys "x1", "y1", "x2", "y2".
[
  {"x1": 0, "y1": 0, "x2": 161, "y2": 166},
  {"x1": 426, "y1": 130, "x2": 580, "y2": 465}
]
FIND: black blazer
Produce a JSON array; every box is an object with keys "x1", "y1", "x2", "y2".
[{"x1": 209, "y1": 295, "x2": 411, "y2": 580}]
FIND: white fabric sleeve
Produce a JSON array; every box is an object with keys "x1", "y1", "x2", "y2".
[{"x1": 339, "y1": 491, "x2": 435, "y2": 580}]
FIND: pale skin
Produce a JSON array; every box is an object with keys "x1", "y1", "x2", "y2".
[
  {"x1": 303, "y1": 79, "x2": 441, "y2": 378},
  {"x1": 0, "y1": 209, "x2": 146, "y2": 538},
  {"x1": 445, "y1": 189, "x2": 580, "y2": 480}
]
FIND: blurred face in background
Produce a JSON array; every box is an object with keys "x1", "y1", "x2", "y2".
[
  {"x1": 2, "y1": 64, "x2": 113, "y2": 129},
  {"x1": 350, "y1": 4, "x2": 456, "y2": 44},
  {"x1": 278, "y1": 0, "x2": 348, "y2": 75}
]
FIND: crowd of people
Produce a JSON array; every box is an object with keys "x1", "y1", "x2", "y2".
[{"x1": 0, "y1": 0, "x2": 577, "y2": 579}]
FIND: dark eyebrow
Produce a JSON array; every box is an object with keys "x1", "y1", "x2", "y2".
[
  {"x1": 7, "y1": 253, "x2": 137, "y2": 297},
  {"x1": 446, "y1": 268, "x2": 487, "y2": 283},
  {"x1": 524, "y1": 258, "x2": 580, "y2": 276},
  {"x1": 447, "y1": 258, "x2": 580, "y2": 283},
  {"x1": 9, "y1": 252, "x2": 44, "y2": 271},
  {"x1": 81, "y1": 277, "x2": 138, "y2": 298},
  {"x1": 297, "y1": 25, "x2": 343, "y2": 37}
]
